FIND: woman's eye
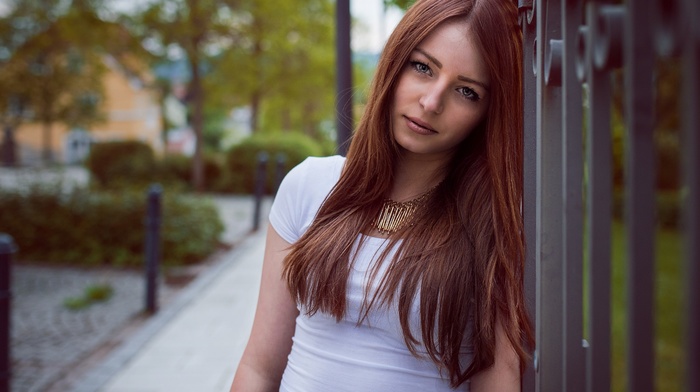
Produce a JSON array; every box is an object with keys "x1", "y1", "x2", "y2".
[
  {"x1": 410, "y1": 61, "x2": 431, "y2": 75},
  {"x1": 458, "y1": 87, "x2": 480, "y2": 102}
]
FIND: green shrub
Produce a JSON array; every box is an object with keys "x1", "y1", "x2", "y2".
[
  {"x1": 0, "y1": 185, "x2": 224, "y2": 267},
  {"x1": 86, "y1": 140, "x2": 156, "y2": 187},
  {"x1": 201, "y1": 152, "x2": 227, "y2": 192},
  {"x1": 225, "y1": 132, "x2": 326, "y2": 194},
  {"x1": 159, "y1": 153, "x2": 191, "y2": 186},
  {"x1": 157, "y1": 152, "x2": 228, "y2": 193}
]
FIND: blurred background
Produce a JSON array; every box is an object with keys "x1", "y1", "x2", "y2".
[
  {"x1": 0, "y1": 1, "x2": 409, "y2": 391},
  {"x1": 0, "y1": 0, "x2": 688, "y2": 391}
]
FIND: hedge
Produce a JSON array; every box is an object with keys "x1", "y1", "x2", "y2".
[
  {"x1": 160, "y1": 152, "x2": 229, "y2": 192},
  {"x1": 225, "y1": 132, "x2": 326, "y2": 194},
  {"x1": 86, "y1": 140, "x2": 157, "y2": 188},
  {"x1": 85, "y1": 134, "x2": 330, "y2": 194},
  {"x1": 0, "y1": 184, "x2": 224, "y2": 267}
]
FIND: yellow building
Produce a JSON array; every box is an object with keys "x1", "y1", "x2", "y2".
[{"x1": 14, "y1": 55, "x2": 163, "y2": 166}]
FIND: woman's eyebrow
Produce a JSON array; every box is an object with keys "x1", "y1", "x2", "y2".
[
  {"x1": 414, "y1": 47, "x2": 490, "y2": 91},
  {"x1": 415, "y1": 48, "x2": 442, "y2": 68}
]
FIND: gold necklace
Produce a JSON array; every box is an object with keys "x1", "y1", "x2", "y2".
[{"x1": 372, "y1": 187, "x2": 436, "y2": 235}]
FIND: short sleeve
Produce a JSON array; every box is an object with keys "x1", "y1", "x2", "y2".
[
  {"x1": 269, "y1": 159, "x2": 308, "y2": 243},
  {"x1": 268, "y1": 155, "x2": 345, "y2": 244}
]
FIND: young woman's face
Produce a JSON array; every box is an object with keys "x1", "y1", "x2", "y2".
[{"x1": 392, "y1": 20, "x2": 490, "y2": 161}]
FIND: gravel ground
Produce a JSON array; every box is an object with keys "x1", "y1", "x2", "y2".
[{"x1": 11, "y1": 265, "x2": 181, "y2": 392}]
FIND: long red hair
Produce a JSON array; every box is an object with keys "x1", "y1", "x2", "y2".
[{"x1": 283, "y1": 0, "x2": 533, "y2": 386}]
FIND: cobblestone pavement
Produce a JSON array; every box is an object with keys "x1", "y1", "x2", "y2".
[
  {"x1": 7, "y1": 193, "x2": 270, "y2": 392},
  {"x1": 11, "y1": 265, "x2": 181, "y2": 392}
]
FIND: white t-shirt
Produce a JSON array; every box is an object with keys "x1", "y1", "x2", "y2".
[{"x1": 270, "y1": 155, "x2": 471, "y2": 392}]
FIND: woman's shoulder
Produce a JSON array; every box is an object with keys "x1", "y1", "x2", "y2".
[
  {"x1": 296, "y1": 154, "x2": 345, "y2": 173},
  {"x1": 288, "y1": 154, "x2": 345, "y2": 186},
  {"x1": 270, "y1": 155, "x2": 345, "y2": 243}
]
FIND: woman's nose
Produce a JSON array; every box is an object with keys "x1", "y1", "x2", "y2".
[{"x1": 419, "y1": 83, "x2": 445, "y2": 114}]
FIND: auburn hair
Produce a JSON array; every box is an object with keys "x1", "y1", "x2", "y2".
[{"x1": 283, "y1": 0, "x2": 533, "y2": 387}]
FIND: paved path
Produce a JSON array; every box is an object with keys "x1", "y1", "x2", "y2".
[{"x1": 71, "y1": 197, "x2": 270, "y2": 392}]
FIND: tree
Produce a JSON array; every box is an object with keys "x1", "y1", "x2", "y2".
[
  {"x1": 128, "y1": 0, "x2": 238, "y2": 191},
  {"x1": 0, "y1": 0, "x2": 134, "y2": 164},
  {"x1": 209, "y1": 0, "x2": 336, "y2": 137},
  {"x1": 0, "y1": 61, "x2": 28, "y2": 166}
]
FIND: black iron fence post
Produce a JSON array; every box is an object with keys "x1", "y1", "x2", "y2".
[
  {"x1": 253, "y1": 152, "x2": 269, "y2": 232},
  {"x1": 518, "y1": 1, "x2": 537, "y2": 389},
  {"x1": 335, "y1": 0, "x2": 352, "y2": 155},
  {"x1": 145, "y1": 184, "x2": 162, "y2": 314},
  {"x1": 0, "y1": 234, "x2": 16, "y2": 392},
  {"x1": 680, "y1": 1, "x2": 700, "y2": 391},
  {"x1": 535, "y1": 0, "x2": 565, "y2": 389}
]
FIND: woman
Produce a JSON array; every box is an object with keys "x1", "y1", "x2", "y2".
[{"x1": 231, "y1": 0, "x2": 533, "y2": 390}]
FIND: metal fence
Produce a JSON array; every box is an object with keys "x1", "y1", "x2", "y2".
[{"x1": 518, "y1": 0, "x2": 698, "y2": 391}]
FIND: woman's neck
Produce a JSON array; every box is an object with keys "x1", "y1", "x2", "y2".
[{"x1": 390, "y1": 153, "x2": 448, "y2": 201}]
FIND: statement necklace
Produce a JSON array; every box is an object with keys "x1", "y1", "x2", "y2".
[{"x1": 372, "y1": 186, "x2": 437, "y2": 235}]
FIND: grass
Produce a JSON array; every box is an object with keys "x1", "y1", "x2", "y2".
[
  {"x1": 63, "y1": 283, "x2": 114, "y2": 311},
  {"x1": 608, "y1": 220, "x2": 684, "y2": 392}
]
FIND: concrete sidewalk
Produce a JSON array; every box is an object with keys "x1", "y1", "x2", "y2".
[{"x1": 72, "y1": 199, "x2": 269, "y2": 392}]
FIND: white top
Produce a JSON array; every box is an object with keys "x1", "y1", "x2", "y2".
[{"x1": 270, "y1": 155, "x2": 471, "y2": 392}]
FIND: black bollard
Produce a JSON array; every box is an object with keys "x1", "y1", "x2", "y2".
[
  {"x1": 1, "y1": 126, "x2": 16, "y2": 168},
  {"x1": 274, "y1": 153, "x2": 287, "y2": 195},
  {"x1": 253, "y1": 151, "x2": 269, "y2": 232},
  {"x1": 144, "y1": 184, "x2": 162, "y2": 314},
  {"x1": 0, "y1": 234, "x2": 16, "y2": 392}
]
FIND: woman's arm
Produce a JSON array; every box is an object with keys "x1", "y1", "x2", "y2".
[
  {"x1": 470, "y1": 318, "x2": 521, "y2": 392},
  {"x1": 230, "y1": 225, "x2": 299, "y2": 392}
]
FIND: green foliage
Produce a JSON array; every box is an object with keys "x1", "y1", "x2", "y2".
[
  {"x1": 383, "y1": 0, "x2": 415, "y2": 10},
  {"x1": 609, "y1": 221, "x2": 683, "y2": 392},
  {"x1": 159, "y1": 152, "x2": 229, "y2": 192},
  {"x1": 0, "y1": 0, "x2": 141, "y2": 162},
  {"x1": 64, "y1": 283, "x2": 114, "y2": 311},
  {"x1": 86, "y1": 140, "x2": 157, "y2": 187},
  {"x1": 159, "y1": 153, "x2": 191, "y2": 185},
  {"x1": 225, "y1": 132, "x2": 326, "y2": 194},
  {"x1": 85, "y1": 141, "x2": 232, "y2": 193},
  {"x1": 205, "y1": 0, "x2": 336, "y2": 135},
  {"x1": 64, "y1": 296, "x2": 90, "y2": 310},
  {"x1": 0, "y1": 185, "x2": 224, "y2": 267},
  {"x1": 85, "y1": 283, "x2": 114, "y2": 302}
]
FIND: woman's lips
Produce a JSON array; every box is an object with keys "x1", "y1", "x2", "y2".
[{"x1": 405, "y1": 116, "x2": 437, "y2": 135}]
